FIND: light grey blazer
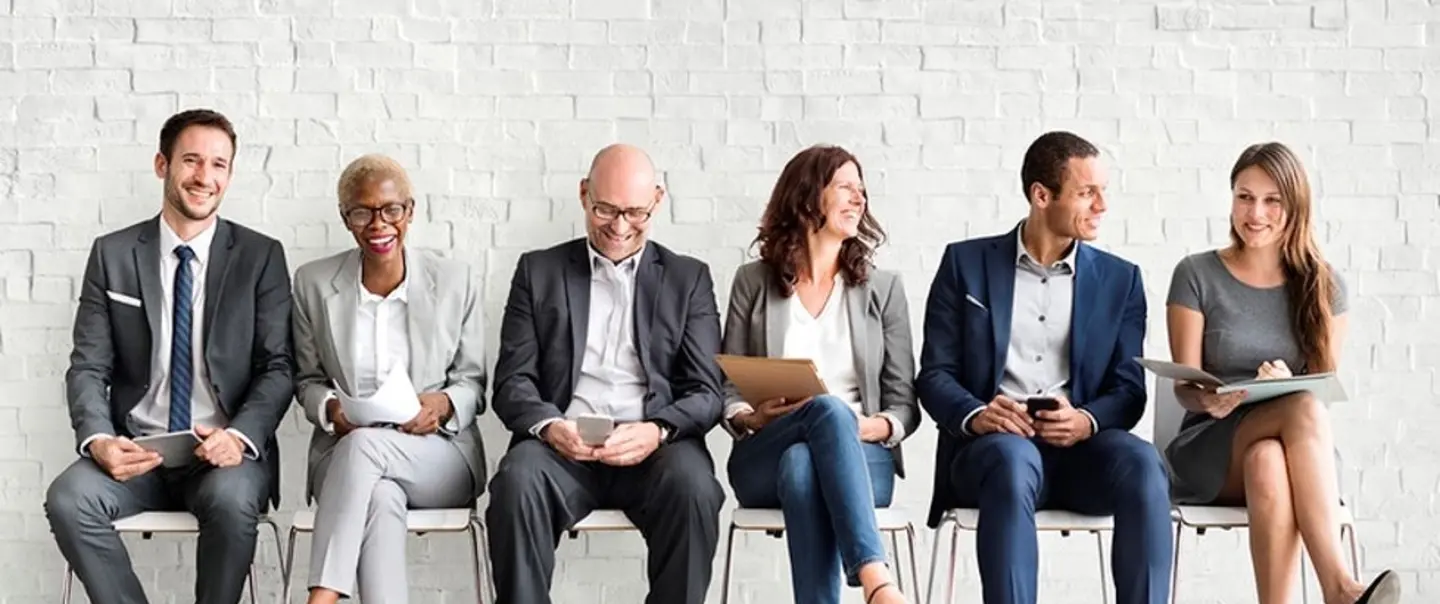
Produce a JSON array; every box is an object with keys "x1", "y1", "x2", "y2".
[
  {"x1": 292, "y1": 248, "x2": 487, "y2": 501},
  {"x1": 719, "y1": 260, "x2": 921, "y2": 478}
]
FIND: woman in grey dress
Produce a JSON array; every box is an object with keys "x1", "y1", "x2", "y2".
[{"x1": 1163, "y1": 142, "x2": 1398, "y2": 604}]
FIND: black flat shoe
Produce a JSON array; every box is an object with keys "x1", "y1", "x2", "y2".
[{"x1": 1356, "y1": 569, "x2": 1401, "y2": 604}]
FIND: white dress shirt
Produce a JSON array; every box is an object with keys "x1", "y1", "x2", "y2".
[
  {"x1": 353, "y1": 277, "x2": 410, "y2": 398},
  {"x1": 81, "y1": 217, "x2": 258, "y2": 458},
  {"x1": 530, "y1": 245, "x2": 651, "y2": 437}
]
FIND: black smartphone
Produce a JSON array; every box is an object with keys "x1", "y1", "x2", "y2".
[{"x1": 1026, "y1": 397, "x2": 1060, "y2": 419}]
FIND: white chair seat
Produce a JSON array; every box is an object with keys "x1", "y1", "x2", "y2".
[
  {"x1": 290, "y1": 508, "x2": 475, "y2": 533},
  {"x1": 947, "y1": 508, "x2": 1116, "y2": 532},
  {"x1": 570, "y1": 509, "x2": 636, "y2": 531},
  {"x1": 112, "y1": 511, "x2": 202, "y2": 533},
  {"x1": 729, "y1": 507, "x2": 914, "y2": 532},
  {"x1": 1173, "y1": 503, "x2": 1354, "y2": 528}
]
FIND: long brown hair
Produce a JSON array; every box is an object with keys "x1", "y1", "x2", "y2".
[
  {"x1": 754, "y1": 145, "x2": 885, "y2": 295},
  {"x1": 1228, "y1": 142, "x2": 1337, "y2": 372}
]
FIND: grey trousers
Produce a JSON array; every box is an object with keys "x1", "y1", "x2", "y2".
[
  {"x1": 44, "y1": 457, "x2": 269, "y2": 604},
  {"x1": 308, "y1": 428, "x2": 474, "y2": 602}
]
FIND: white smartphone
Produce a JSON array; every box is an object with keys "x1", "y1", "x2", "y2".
[{"x1": 575, "y1": 414, "x2": 615, "y2": 447}]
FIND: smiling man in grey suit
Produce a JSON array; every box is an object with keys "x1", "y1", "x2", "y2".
[
  {"x1": 44, "y1": 109, "x2": 295, "y2": 604},
  {"x1": 291, "y1": 154, "x2": 487, "y2": 604},
  {"x1": 486, "y1": 144, "x2": 727, "y2": 604}
]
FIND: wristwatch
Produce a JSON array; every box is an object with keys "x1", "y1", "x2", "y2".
[{"x1": 650, "y1": 420, "x2": 675, "y2": 444}]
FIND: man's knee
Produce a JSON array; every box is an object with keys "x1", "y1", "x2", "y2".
[
  {"x1": 45, "y1": 462, "x2": 107, "y2": 528},
  {"x1": 652, "y1": 448, "x2": 725, "y2": 515},
  {"x1": 487, "y1": 441, "x2": 559, "y2": 516},
  {"x1": 192, "y1": 466, "x2": 266, "y2": 530},
  {"x1": 1101, "y1": 433, "x2": 1169, "y2": 504},
  {"x1": 963, "y1": 435, "x2": 1042, "y2": 504},
  {"x1": 776, "y1": 444, "x2": 817, "y2": 501}
]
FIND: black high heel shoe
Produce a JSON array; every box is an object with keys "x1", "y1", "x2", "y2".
[{"x1": 1355, "y1": 570, "x2": 1400, "y2": 604}]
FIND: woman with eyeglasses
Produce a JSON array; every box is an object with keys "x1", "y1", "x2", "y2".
[
  {"x1": 720, "y1": 145, "x2": 918, "y2": 604},
  {"x1": 291, "y1": 154, "x2": 488, "y2": 604}
]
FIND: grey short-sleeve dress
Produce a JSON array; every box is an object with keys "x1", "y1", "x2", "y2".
[{"x1": 1162, "y1": 250, "x2": 1349, "y2": 504}]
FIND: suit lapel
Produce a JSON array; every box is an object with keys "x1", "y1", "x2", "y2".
[
  {"x1": 633, "y1": 244, "x2": 662, "y2": 376},
  {"x1": 844, "y1": 281, "x2": 876, "y2": 410},
  {"x1": 134, "y1": 218, "x2": 162, "y2": 354},
  {"x1": 324, "y1": 250, "x2": 361, "y2": 392},
  {"x1": 987, "y1": 233, "x2": 1019, "y2": 388},
  {"x1": 565, "y1": 242, "x2": 591, "y2": 386},
  {"x1": 405, "y1": 249, "x2": 435, "y2": 385},
  {"x1": 202, "y1": 220, "x2": 234, "y2": 348},
  {"x1": 1070, "y1": 244, "x2": 1095, "y2": 391},
  {"x1": 764, "y1": 275, "x2": 787, "y2": 357}
]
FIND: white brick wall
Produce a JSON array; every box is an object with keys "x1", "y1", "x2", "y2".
[{"x1": 1, "y1": 1, "x2": 1436, "y2": 602}]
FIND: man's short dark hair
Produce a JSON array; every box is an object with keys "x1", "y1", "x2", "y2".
[
  {"x1": 1020, "y1": 131, "x2": 1098, "y2": 203},
  {"x1": 158, "y1": 109, "x2": 236, "y2": 162}
]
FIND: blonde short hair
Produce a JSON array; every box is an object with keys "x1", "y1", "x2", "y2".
[{"x1": 337, "y1": 154, "x2": 413, "y2": 206}]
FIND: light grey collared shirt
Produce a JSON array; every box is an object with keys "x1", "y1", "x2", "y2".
[
  {"x1": 963, "y1": 222, "x2": 1097, "y2": 435},
  {"x1": 530, "y1": 244, "x2": 650, "y2": 437}
]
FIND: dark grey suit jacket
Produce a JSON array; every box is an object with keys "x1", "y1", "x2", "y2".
[
  {"x1": 64, "y1": 216, "x2": 296, "y2": 506},
  {"x1": 719, "y1": 260, "x2": 922, "y2": 477},
  {"x1": 492, "y1": 238, "x2": 725, "y2": 446}
]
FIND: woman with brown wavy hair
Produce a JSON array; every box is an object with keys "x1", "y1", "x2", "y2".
[
  {"x1": 1164, "y1": 142, "x2": 1398, "y2": 604},
  {"x1": 719, "y1": 145, "x2": 919, "y2": 604}
]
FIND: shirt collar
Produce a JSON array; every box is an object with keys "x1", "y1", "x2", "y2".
[
  {"x1": 587, "y1": 241, "x2": 645, "y2": 276},
  {"x1": 356, "y1": 258, "x2": 409, "y2": 303},
  {"x1": 158, "y1": 216, "x2": 218, "y2": 266},
  {"x1": 1015, "y1": 219, "x2": 1079, "y2": 270}
]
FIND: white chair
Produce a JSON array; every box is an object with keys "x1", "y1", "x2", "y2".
[
  {"x1": 282, "y1": 508, "x2": 492, "y2": 604},
  {"x1": 1154, "y1": 377, "x2": 1361, "y2": 604},
  {"x1": 565, "y1": 509, "x2": 638, "y2": 536},
  {"x1": 925, "y1": 508, "x2": 1114, "y2": 604},
  {"x1": 717, "y1": 507, "x2": 922, "y2": 603},
  {"x1": 60, "y1": 511, "x2": 284, "y2": 604}
]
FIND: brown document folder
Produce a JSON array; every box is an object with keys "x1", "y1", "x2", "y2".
[{"x1": 715, "y1": 354, "x2": 829, "y2": 404}]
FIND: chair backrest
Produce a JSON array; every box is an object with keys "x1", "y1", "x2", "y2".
[{"x1": 1151, "y1": 377, "x2": 1186, "y2": 453}]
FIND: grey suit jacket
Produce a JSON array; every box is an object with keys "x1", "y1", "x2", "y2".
[
  {"x1": 65, "y1": 216, "x2": 295, "y2": 506},
  {"x1": 292, "y1": 248, "x2": 487, "y2": 501},
  {"x1": 719, "y1": 260, "x2": 921, "y2": 477},
  {"x1": 492, "y1": 238, "x2": 725, "y2": 445}
]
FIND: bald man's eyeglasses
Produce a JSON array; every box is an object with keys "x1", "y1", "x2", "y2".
[{"x1": 589, "y1": 199, "x2": 656, "y2": 225}]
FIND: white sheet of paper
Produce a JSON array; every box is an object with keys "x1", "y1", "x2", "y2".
[{"x1": 336, "y1": 363, "x2": 422, "y2": 426}]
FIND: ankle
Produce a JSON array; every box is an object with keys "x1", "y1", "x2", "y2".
[{"x1": 856, "y1": 561, "x2": 893, "y2": 589}]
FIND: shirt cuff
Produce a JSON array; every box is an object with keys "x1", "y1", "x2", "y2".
[
  {"x1": 877, "y1": 412, "x2": 906, "y2": 448},
  {"x1": 79, "y1": 433, "x2": 113, "y2": 457},
  {"x1": 319, "y1": 391, "x2": 337, "y2": 435},
  {"x1": 1079, "y1": 409, "x2": 1099, "y2": 436},
  {"x1": 529, "y1": 417, "x2": 563, "y2": 439},
  {"x1": 959, "y1": 407, "x2": 985, "y2": 437},
  {"x1": 722, "y1": 401, "x2": 755, "y2": 438},
  {"x1": 226, "y1": 428, "x2": 260, "y2": 460}
]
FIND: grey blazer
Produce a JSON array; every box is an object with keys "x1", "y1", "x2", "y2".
[
  {"x1": 66, "y1": 217, "x2": 294, "y2": 507},
  {"x1": 292, "y1": 248, "x2": 487, "y2": 501},
  {"x1": 719, "y1": 260, "x2": 921, "y2": 478}
]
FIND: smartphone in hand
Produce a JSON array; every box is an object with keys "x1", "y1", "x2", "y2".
[
  {"x1": 575, "y1": 414, "x2": 615, "y2": 446},
  {"x1": 1025, "y1": 397, "x2": 1060, "y2": 420}
]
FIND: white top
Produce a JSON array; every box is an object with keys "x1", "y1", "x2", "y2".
[
  {"x1": 781, "y1": 275, "x2": 863, "y2": 412},
  {"x1": 353, "y1": 272, "x2": 410, "y2": 398}
]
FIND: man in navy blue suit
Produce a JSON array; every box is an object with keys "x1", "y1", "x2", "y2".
[{"x1": 918, "y1": 131, "x2": 1171, "y2": 604}]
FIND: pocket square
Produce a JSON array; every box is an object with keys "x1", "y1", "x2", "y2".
[
  {"x1": 105, "y1": 290, "x2": 142, "y2": 307},
  {"x1": 964, "y1": 293, "x2": 987, "y2": 311}
]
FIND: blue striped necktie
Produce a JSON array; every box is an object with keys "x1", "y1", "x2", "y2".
[{"x1": 169, "y1": 245, "x2": 196, "y2": 432}]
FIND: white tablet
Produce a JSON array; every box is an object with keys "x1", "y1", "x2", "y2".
[{"x1": 133, "y1": 431, "x2": 202, "y2": 468}]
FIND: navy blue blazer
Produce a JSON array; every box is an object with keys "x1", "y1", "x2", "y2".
[{"x1": 915, "y1": 225, "x2": 1148, "y2": 527}]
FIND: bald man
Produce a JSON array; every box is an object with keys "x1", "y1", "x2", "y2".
[{"x1": 486, "y1": 144, "x2": 727, "y2": 603}]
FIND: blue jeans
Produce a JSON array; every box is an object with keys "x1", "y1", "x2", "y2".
[
  {"x1": 950, "y1": 431, "x2": 1172, "y2": 604},
  {"x1": 728, "y1": 395, "x2": 895, "y2": 604}
]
